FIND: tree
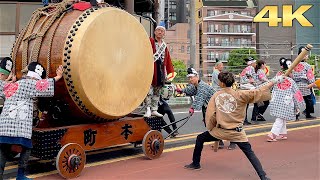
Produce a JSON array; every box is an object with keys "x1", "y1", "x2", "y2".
[
  {"x1": 227, "y1": 48, "x2": 258, "y2": 66},
  {"x1": 307, "y1": 54, "x2": 319, "y2": 77},
  {"x1": 172, "y1": 59, "x2": 187, "y2": 82}
]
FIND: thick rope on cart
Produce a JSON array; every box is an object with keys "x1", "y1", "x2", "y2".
[{"x1": 11, "y1": 0, "x2": 70, "y2": 73}]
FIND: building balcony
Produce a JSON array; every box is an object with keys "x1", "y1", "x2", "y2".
[
  {"x1": 204, "y1": 59, "x2": 228, "y2": 63},
  {"x1": 205, "y1": 30, "x2": 255, "y2": 36},
  {"x1": 204, "y1": 42, "x2": 256, "y2": 49}
]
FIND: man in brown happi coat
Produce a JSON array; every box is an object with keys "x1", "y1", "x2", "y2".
[{"x1": 184, "y1": 72, "x2": 284, "y2": 180}]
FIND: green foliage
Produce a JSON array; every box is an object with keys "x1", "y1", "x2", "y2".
[
  {"x1": 172, "y1": 59, "x2": 187, "y2": 83},
  {"x1": 227, "y1": 48, "x2": 258, "y2": 66},
  {"x1": 307, "y1": 54, "x2": 319, "y2": 77}
]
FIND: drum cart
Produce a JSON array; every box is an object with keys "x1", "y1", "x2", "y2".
[
  {"x1": 31, "y1": 113, "x2": 191, "y2": 179},
  {"x1": 31, "y1": 115, "x2": 164, "y2": 179}
]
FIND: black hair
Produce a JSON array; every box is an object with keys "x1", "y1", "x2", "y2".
[
  {"x1": 218, "y1": 71, "x2": 235, "y2": 87},
  {"x1": 255, "y1": 60, "x2": 265, "y2": 73}
]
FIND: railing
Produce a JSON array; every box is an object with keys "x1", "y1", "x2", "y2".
[
  {"x1": 206, "y1": 42, "x2": 254, "y2": 47},
  {"x1": 207, "y1": 29, "x2": 254, "y2": 34}
]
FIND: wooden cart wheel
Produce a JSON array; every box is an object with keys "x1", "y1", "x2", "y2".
[
  {"x1": 142, "y1": 130, "x2": 164, "y2": 159},
  {"x1": 56, "y1": 143, "x2": 86, "y2": 179}
]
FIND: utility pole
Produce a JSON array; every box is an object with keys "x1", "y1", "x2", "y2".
[
  {"x1": 190, "y1": 0, "x2": 196, "y2": 68},
  {"x1": 124, "y1": 0, "x2": 134, "y2": 14}
]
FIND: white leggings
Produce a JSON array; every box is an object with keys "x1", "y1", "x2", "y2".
[{"x1": 271, "y1": 118, "x2": 287, "y2": 136}]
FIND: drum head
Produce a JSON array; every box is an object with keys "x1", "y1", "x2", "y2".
[{"x1": 67, "y1": 7, "x2": 153, "y2": 119}]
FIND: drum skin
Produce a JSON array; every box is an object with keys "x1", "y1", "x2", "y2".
[{"x1": 14, "y1": 7, "x2": 154, "y2": 122}]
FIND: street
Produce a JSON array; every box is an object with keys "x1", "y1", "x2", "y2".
[{"x1": 3, "y1": 102, "x2": 320, "y2": 180}]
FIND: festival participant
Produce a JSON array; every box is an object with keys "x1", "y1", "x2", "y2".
[
  {"x1": 0, "y1": 62, "x2": 63, "y2": 180},
  {"x1": 211, "y1": 60, "x2": 223, "y2": 91},
  {"x1": 292, "y1": 46, "x2": 316, "y2": 119},
  {"x1": 267, "y1": 58, "x2": 305, "y2": 142},
  {"x1": 158, "y1": 95, "x2": 179, "y2": 137},
  {"x1": 239, "y1": 57, "x2": 257, "y2": 125},
  {"x1": 144, "y1": 23, "x2": 175, "y2": 118},
  {"x1": 184, "y1": 71, "x2": 282, "y2": 180},
  {"x1": 251, "y1": 60, "x2": 269, "y2": 122},
  {"x1": 211, "y1": 61, "x2": 236, "y2": 150},
  {"x1": 176, "y1": 68, "x2": 215, "y2": 122},
  {"x1": 0, "y1": 57, "x2": 16, "y2": 113}
]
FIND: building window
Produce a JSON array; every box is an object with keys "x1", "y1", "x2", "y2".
[
  {"x1": 233, "y1": 25, "x2": 241, "y2": 33},
  {"x1": 207, "y1": 10, "x2": 215, "y2": 16},
  {"x1": 234, "y1": 11, "x2": 240, "y2": 14},
  {"x1": 241, "y1": 11, "x2": 248, "y2": 15},
  {"x1": 222, "y1": 24, "x2": 229, "y2": 33},
  {"x1": 207, "y1": 51, "x2": 215, "y2": 61},
  {"x1": 181, "y1": 46, "x2": 184, "y2": 53},
  {"x1": 169, "y1": 1, "x2": 176, "y2": 9},
  {"x1": 207, "y1": 37, "x2": 214, "y2": 46},
  {"x1": 198, "y1": 10, "x2": 202, "y2": 18},
  {"x1": 221, "y1": 10, "x2": 228, "y2": 14},
  {"x1": 221, "y1": 52, "x2": 230, "y2": 61},
  {"x1": 169, "y1": 12, "x2": 176, "y2": 20},
  {"x1": 0, "y1": 35, "x2": 15, "y2": 57},
  {"x1": 169, "y1": 46, "x2": 173, "y2": 53},
  {"x1": 222, "y1": 38, "x2": 229, "y2": 46},
  {"x1": 208, "y1": 24, "x2": 214, "y2": 32},
  {"x1": 187, "y1": 46, "x2": 190, "y2": 54}
]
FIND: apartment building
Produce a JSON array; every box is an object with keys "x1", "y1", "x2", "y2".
[
  {"x1": 165, "y1": 23, "x2": 190, "y2": 65},
  {"x1": 199, "y1": 0, "x2": 257, "y2": 79}
]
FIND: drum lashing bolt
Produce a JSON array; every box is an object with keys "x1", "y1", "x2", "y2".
[
  {"x1": 67, "y1": 62, "x2": 70, "y2": 65},
  {"x1": 151, "y1": 140, "x2": 160, "y2": 152},
  {"x1": 73, "y1": 25, "x2": 77, "y2": 28},
  {"x1": 63, "y1": 65, "x2": 67, "y2": 69},
  {"x1": 68, "y1": 155, "x2": 81, "y2": 170},
  {"x1": 64, "y1": 47, "x2": 68, "y2": 50},
  {"x1": 70, "y1": 30, "x2": 74, "y2": 33}
]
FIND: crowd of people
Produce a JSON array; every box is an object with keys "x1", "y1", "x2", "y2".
[{"x1": 144, "y1": 24, "x2": 318, "y2": 180}]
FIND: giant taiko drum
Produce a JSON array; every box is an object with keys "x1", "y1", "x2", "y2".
[{"x1": 12, "y1": 4, "x2": 154, "y2": 123}]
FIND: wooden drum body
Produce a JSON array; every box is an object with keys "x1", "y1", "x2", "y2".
[{"x1": 13, "y1": 5, "x2": 154, "y2": 126}]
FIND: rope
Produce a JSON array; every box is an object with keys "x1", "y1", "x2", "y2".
[
  {"x1": 11, "y1": 0, "x2": 70, "y2": 71},
  {"x1": 46, "y1": 12, "x2": 66, "y2": 77}
]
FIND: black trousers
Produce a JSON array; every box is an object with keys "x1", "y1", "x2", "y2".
[
  {"x1": 303, "y1": 95, "x2": 314, "y2": 116},
  {"x1": 158, "y1": 101, "x2": 177, "y2": 130},
  {"x1": 192, "y1": 131, "x2": 266, "y2": 178},
  {"x1": 0, "y1": 144, "x2": 31, "y2": 180},
  {"x1": 252, "y1": 100, "x2": 269, "y2": 121}
]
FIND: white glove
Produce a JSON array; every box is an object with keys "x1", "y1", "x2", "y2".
[{"x1": 271, "y1": 75, "x2": 285, "y2": 84}]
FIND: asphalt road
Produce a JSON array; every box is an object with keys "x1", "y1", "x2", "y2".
[
  {"x1": 2, "y1": 102, "x2": 319, "y2": 179},
  {"x1": 162, "y1": 102, "x2": 320, "y2": 137}
]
